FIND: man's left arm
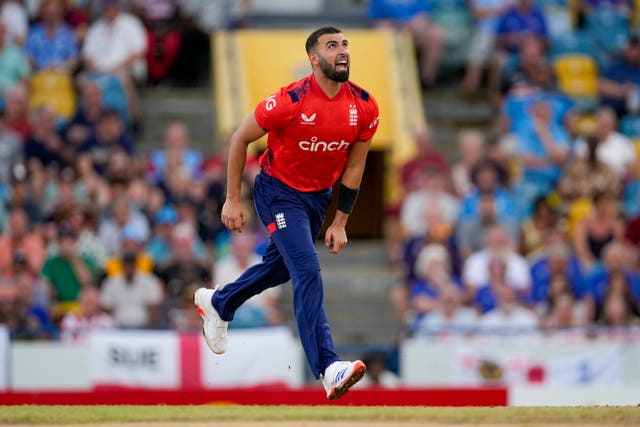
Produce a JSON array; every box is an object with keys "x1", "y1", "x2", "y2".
[{"x1": 324, "y1": 139, "x2": 372, "y2": 254}]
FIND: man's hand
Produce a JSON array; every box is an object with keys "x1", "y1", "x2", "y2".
[
  {"x1": 221, "y1": 199, "x2": 247, "y2": 232},
  {"x1": 324, "y1": 223, "x2": 348, "y2": 254}
]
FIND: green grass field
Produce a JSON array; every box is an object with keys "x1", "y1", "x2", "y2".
[{"x1": 0, "y1": 406, "x2": 639, "y2": 425}]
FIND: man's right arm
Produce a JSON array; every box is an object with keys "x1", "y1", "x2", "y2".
[{"x1": 221, "y1": 113, "x2": 267, "y2": 232}]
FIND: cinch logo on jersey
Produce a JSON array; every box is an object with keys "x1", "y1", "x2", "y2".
[
  {"x1": 298, "y1": 137, "x2": 350, "y2": 152},
  {"x1": 265, "y1": 95, "x2": 277, "y2": 111}
]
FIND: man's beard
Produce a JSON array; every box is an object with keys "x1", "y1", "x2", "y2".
[{"x1": 318, "y1": 55, "x2": 349, "y2": 82}]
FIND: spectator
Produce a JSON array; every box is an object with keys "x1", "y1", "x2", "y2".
[
  {"x1": 0, "y1": 0, "x2": 28, "y2": 46},
  {"x1": 457, "y1": 191, "x2": 519, "y2": 260},
  {"x1": 78, "y1": 110, "x2": 135, "y2": 176},
  {"x1": 24, "y1": 105, "x2": 72, "y2": 169},
  {"x1": 601, "y1": 292, "x2": 640, "y2": 327},
  {"x1": 63, "y1": 0, "x2": 90, "y2": 43},
  {"x1": 100, "y1": 249, "x2": 163, "y2": 328},
  {"x1": 451, "y1": 129, "x2": 487, "y2": 198},
  {"x1": 512, "y1": 98, "x2": 570, "y2": 216},
  {"x1": 104, "y1": 221, "x2": 153, "y2": 277},
  {"x1": 82, "y1": 0, "x2": 147, "y2": 124},
  {"x1": 214, "y1": 230, "x2": 282, "y2": 328},
  {"x1": 400, "y1": 166, "x2": 458, "y2": 238},
  {"x1": 59, "y1": 286, "x2": 114, "y2": 342},
  {"x1": 0, "y1": 207, "x2": 45, "y2": 276},
  {"x1": 407, "y1": 243, "x2": 457, "y2": 326},
  {"x1": 557, "y1": 132, "x2": 622, "y2": 205},
  {"x1": 65, "y1": 77, "x2": 105, "y2": 150},
  {"x1": 368, "y1": 0, "x2": 444, "y2": 87},
  {"x1": 598, "y1": 35, "x2": 640, "y2": 117},
  {"x1": 24, "y1": 0, "x2": 79, "y2": 72},
  {"x1": 145, "y1": 204, "x2": 177, "y2": 268},
  {"x1": 574, "y1": 107, "x2": 637, "y2": 179},
  {"x1": 477, "y1": 281, "x2": 539, "y2": 334},
  {"x1": 41, "y1": 221, "x2": 96, "y2": 321},
  {"x1": 584, "y1": 241, "x2": 640, "y2": 322},
  {"x1": 573, "y1": 192, "x2": 625, "y2": 271},
  {"x1": 0, "y1": 109, "x2": 23, "y2": 188},
  {"x1": 0, "y1": 21, "x2": 29, "y2": 97},
  {"x1": 461, "y1": 0, "x2": 515, "y2": 95},
  {"x1": 148, "y1": 120, "x2": 202, "y2": 185},
  {"x1": 541, "y1": 291, "x2": 587, "y2": 330},
  {"x1": 69, "y1": 203, "x2": 108, "y2": 271},
  {"x1": 458, "y1": 157, "x2": 518, "y2": 223},
  {"x1": 98, "y1": 195, "x2": 150, "y2": 256},
  {"x1": 498, "y1": 35, "x2": 554, "y2": 96},
  {"x1": 414, "y1": 283, "x2": 477, "y2": 336},
  {"x1": 519, "y1": 195, "x2": 559, "y2": 259},
  {"x1": 463, "y1": 223, "x2": 530, "y2": 297},
  {"x1": 400, "y1": 126, "x2": 450, "y2": 193},
  {"x1": 4, "y1": 84, "x2": 30, "y2": 141},
  {"x1": 494, "y1": 0, "x2": 548, "y2": 56}
]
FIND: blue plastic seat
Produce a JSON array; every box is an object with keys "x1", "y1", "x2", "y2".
[{"x1": 620, "y1": 114, "x2": 640, "y2": 138}]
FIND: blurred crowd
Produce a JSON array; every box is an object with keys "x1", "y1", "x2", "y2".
[
  {"x1": 0, "y1": 0, "x2": 281, "y2": 343},
  {"x1": 3, "y1": 0, "x2": 640, "y2": 348},
  {"x1": 384, "y1": 0, "x2": 640, "y2": 338}
]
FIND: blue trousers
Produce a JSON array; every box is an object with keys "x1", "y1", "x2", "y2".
[{"x1": 212, "y1": 172, "x2": 339, "y2": 378}]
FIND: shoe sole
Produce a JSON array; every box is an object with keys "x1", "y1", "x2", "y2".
[
  {"x1": 327, "y1": 360, "x2": 367, "y2": 400},
  {"x1": 194, "y1": 290, "x2": 225, "y2": 355}
]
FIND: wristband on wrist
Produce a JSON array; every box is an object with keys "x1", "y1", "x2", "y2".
[{"x1": 336, "y1": 183, "x2": 360, "y2": 214}]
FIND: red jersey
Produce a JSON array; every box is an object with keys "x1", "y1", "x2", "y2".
[{"x1": 254, "y1": 74, "x2": 380, "y2": 192}]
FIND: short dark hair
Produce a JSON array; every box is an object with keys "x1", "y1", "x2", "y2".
[{"x1": 305, "y1": 26, "x2": 342, "y2": 54}]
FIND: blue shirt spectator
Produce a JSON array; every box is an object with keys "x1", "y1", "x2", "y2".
[
  {"x1": 0, "y1": 23, "x2": 29, "y2": 95},
  {"x1": 599, "y1": 36, "x2": 640, "y2": 117},
  {"x1": 584, "y1": 265, "x2": 640, "y2": 307},
  {"x1": 530, "y1": 253, "x2": 586, "y2": 304},
  {"x1": 25, "y1": 23, "x2": 78, "y2": 71},
  {"x1": 495, "y1": 1, "x2": 548, "y2": 54}
]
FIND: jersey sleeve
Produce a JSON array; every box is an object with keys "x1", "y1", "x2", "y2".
[
  {"x1": 356, "y1": 94, "x2": 380, "y2": 142},
  {"x1": 253, "y1": 88, "x2": 298, "y2": 132}
]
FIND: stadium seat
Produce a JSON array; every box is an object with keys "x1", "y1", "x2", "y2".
[
  {"x1": 553, "y1": 53, "x2": 598, "y2": 111},
  {"x1": 84, "y1": 72, "x2": 129, "y2": 121},
  {"x1": 550, "y1": 30, "x2": 596, "y2": 59},
  {"x1": 536, "y1": 0, "x2": 572, "y2": 37},
  {"x1": 584, "y1": 7, "x2": 630, "y2": 55},
  {"x1": 28, "y1": 69, "x2": 76, "y2": 122}
]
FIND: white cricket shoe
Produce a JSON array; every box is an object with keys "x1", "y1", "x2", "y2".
[
  {"x1": 194, "y1": 286, "x2": 228, "y2": 354},
  {"x1": 321, "y1": 360, "x2": 367, "y2": 400}
]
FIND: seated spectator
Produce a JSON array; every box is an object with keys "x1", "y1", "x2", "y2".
[
  {"x1": 573, "y1": 107, "x2": 637, "y2": 179},
  {"x1": 573, "y1": 192, "x2": 625, "y2": 271},
  {"x1": 78, "y1": 110, "x2": 135, "y2": 176},
  {"x1": 461, "y1": 0, "x2": 514, "y2": 95},
  {"x1": 600, "y1": 292, "x2": 640, "y2": 327},
  {"x1": 541, "y1": 291, "x2": 588, "y2": 331},
  {"x1": 70, "y1": 203, "x2": 108, "y2": 272},
  {"x1": 598, "y1": 35, "x2": 640, "y2": 117},
  {"x1": 0, "y1": 0, "x2": 28, "y2": 46},
  {"x1": 65, "y1": 77, "x2": 105, "y2": 150},
  {"x1": 104, "y1": 221, "x2": 153, "y2": 277},
  {"x1": 59, "y1": 286, "x2": 114, "y2": 342},
  {"x1": 463, "y1": 224, "x2": 530, "y2": 299},
  {"x1": 477, "y1": 281, "x2": 539, "y2": 334},
  {"x1": 98, "y1": 195, "x2": 150, "y2": 256},
  {"x1": 400, "y1": 127, "x2": 450, "y2": 194},
  {"x1": 512, "y1": 97, "x2": 570, "y2": 216},
  {"x1": 82, "y1": 0, "x2": 147, "y2": 124},
  {"x1": 458, "y1": 157, "x2": 518, "y2": 223},
  {"x1": 498, "y1": 35, "x2": 555, "y2": 96},
  {"x1": 368, "y1": 0, "x2": 443, "y2": 87},
  {"x1": 132, "y1": 0, "x2": 181, "y2": 84},
  {"x1": 24, "y1": 0, "x2": 78, "y2": 72},
  {"x1": 0, "y1": 207, "x2": 45, "y2": 276},
  {"x1": 451, "y1": 129, "x2": 487, "y2": 198},
  {"x1": 557, "y1": 132, "x2": 622, "y2": 206},
  {"x1": 145, "y1": 204, "x2": 177, "y2": 268},
  {"x1": 414, "y1": 283, "x2": 477, "y2": 336},
  {"x1": 24, "y1": 105, "x2": 73, "y2": 169},
  {"x1": 3, "y1": 83, "x2": 30, "y2": 141},
  {"x1": 408, "y1": 243, "x2": 458, "y2": 327},
  {"x1": 457, "y1": 191, "x2": 519, "y2": 260},
  {"x1": 400, "y1": 166, "x2": 459, "y2": 238},
  {"x1": 584, "y1": 241, "x2": 640, "y2": 322},
  {"x1": 41, "y1": 221, "x2": 97, "y2": 321},
  {"x1": 0, "y1": 109, "x2": 23, "y2": 189},
  {"x1": 100, "y1": 249, "x2": 163, "y2": 328},
  {"x1": 148, "y1": 120, "x2": 202, "y2": 185},
  {"x1": 519, "y1": 196, "x2": 559, "y2": 260},
  {"x1": 0, "y1": 21, "x2": 29, "y2": 97},
  {"x1": 7, "y1": 162, "x2": 43, "y2": 224},
  {"x1": 214, "y1": 230, "x2": 282, "y2": 328},
  {"x1": 530, "y1": 242, "x2": 587, "y2": 307}
]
